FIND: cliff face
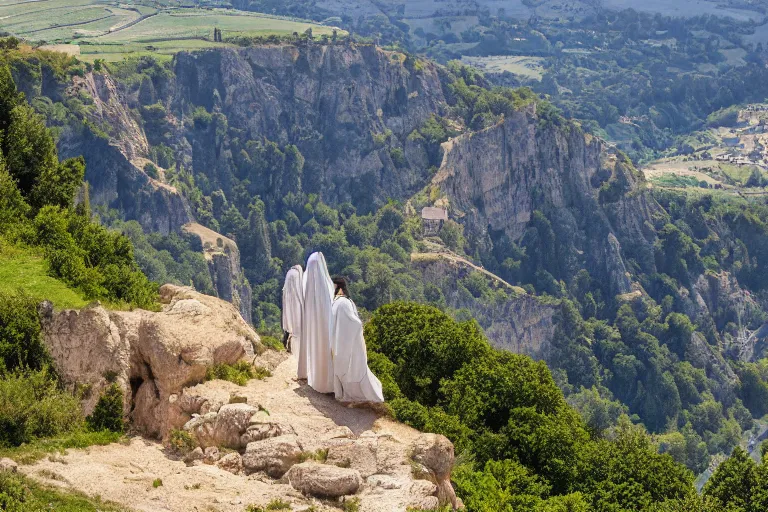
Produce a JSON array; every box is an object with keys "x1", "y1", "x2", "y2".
[
  {"x1": 434, "y1": 106, "x2": 658, "y2": 298},
  {"x1": 59, "y1": 73, "x2": 193, "y2": 235},
  {"x1": 183, "y1": 223, "x2": 253, "y2": 325},
  {"x1": 412, "y1": 255, "x2": 559, "y2": 361},
  {"x1": 172, "y1": 44, "x2": 447, "y2": 204}
]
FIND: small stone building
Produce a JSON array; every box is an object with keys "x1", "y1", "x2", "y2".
[{"x1": 421, "y1": 207, "x2": 448, "y2": 236}]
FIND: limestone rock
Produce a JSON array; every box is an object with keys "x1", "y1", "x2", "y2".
[
  {"x1": 62, "y1": 73, "x2": 191, "y2": 236},
  {"x1": 214, "y1": 404, "x2": 257, "y2": 449},
  {"x1": 242, "y1": 435, "x2": 303, "y2": 478},
  {"x1": 39, "y1": 304, "x2": 130, "y2": 418},
  {"x1": 411, "y1": 434, "x2": 454, "y2": 480},
  {"x1": 204, "y1": 446, "x2": 221, "y2": 464},
  {"x1": 411, "y1": 434, "x2": 459, "y2": 509},
  {"x1": 41, "y1": 285, "x2": 262, "y2": 439},
  {"x1": 0, "y1": 458, "x2": 18, "y2": 473},
  {"x1": 240, "y1": 421, "x2": 293, "y2": 446},
  {"x1": 286, "y1": 462, "x2": 362, "y2": 498},
  {"x1": 183, "y1": 447, "x2": 204, "y2": 466},
  {"x1": 367, "y1": 474, "x2": 402, "y2": 490},
  {"x1": 216, "y1": 452, "x2": 243, "y2": 475},
  {"x1": 327, "y1": 442, "x2": 377, "y2": 478},
  {"x1": 182, "y1": 223, "x2": 253, "y2": 324},
  {"x1": 173, "y1": 45, "x2": 447, "y2": 205}
]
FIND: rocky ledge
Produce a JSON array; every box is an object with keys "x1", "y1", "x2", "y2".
[{"x1": 40, "y1": 284, "x2": 263, "y2": 438}]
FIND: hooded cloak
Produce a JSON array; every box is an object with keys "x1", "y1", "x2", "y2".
[
  {"x1": 303, "y1": 252, "x2": 335, "y2": 393},
  {"x1": 282, "y1": 265, "x2": 305, "y2": 378},
  {"x1": 331, "y1": 296, "x2": 384, "y2": 403}
]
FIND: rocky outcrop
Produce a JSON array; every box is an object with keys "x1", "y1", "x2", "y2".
[
  {"x1": 41, "y1": 285, "x2": 261, "y2": 438},
  {"x1": 434, "y1": 107, "x2": 658, "y2": 299},
  {"x1": 182, "y1": 223, "x2": 253, "y2": 324},
  {"x1": 412, "y1": 254, "x2": 559, "y2": 360},
  {"x1": 172, "y1": 43, "x2": 447, "y2": 205},
  {"x1": 58, "y1": 73, "x2": 192, "y2": 235},
  {"x1": 183, "y1": 403, "x2": 293, "y2": 450},
  {"x1": 410, "y1": 434, "x2": 460, "y2": 510}
]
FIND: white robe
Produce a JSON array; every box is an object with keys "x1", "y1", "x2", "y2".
[
  {"x1": 303, "y1": 252, "x2": 335, "y2": 393},
  {"x1": 331, "y1": 296, "x2": 384, "y2": 403},
  {"x1": 282, "y1": 265, "x2": 305, "y2": 378}
]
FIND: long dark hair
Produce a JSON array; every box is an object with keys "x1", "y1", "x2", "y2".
[{"x1": 332, "y1": 276, "x2": 349, "y2": 298}]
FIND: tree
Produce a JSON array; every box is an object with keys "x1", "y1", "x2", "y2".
[
  {"x1": 703, "y1": 447, "x2": 757, "y2": 511},
  {"x1": 30, "y1": 156, "x2": 86, "y2": 211},
  {"x1": 4, "y1": 103, "x2": 59, "y2": 197},
  {"x1": 440, "y1": 219, "x2": 464, "y2": 252}
]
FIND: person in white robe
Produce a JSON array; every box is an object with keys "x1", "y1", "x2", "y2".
[
  {"x1": 330, "y1": 277, "x2": 384, "y2": 403},
  {"x1": 302, "y1": 252, "x2": 335, "y2": 393},
  {"x1": 282, "y1": 265, "x2": 305, "y2": 378}
]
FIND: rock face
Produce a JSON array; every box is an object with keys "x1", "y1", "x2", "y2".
[
  {"x1": 41, "y1": 285, "x2": 261, "y2": 438},
  {"x1": 434, "y1": 106, "x2": 658, "y2": 299},
  {"x1": 182, "y1": 223, "x2": 253, "y2": 324},
  {"x1": 412, "y1": 255, "x2": 558, "y2": 360},
  {"x1": 59, "y1": 73, "x2": 192, "y2": 235},
  {"x1": 410, "y1": 434, "x2": 459, "y2": 509},
  {"x1": 172, "y1": 44, "x2": 447, "y2": 205}
]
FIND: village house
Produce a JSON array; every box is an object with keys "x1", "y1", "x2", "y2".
[{"x1": 421, "y1": 207, "x2": 448, "y2": 236}]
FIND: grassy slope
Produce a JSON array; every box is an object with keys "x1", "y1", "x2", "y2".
[
  {"x1": 0, "y1": 245, "x2": 87, "y2": 309},
  {"x1": 2, "y1": 471, "x2": 128, "y2": 512}
]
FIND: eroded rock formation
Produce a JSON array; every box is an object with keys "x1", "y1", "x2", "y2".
[
  {"x1": 433, "y1": 106, "x2": 658, "y2": 299},
  {"x1": 41, "y1": 285, "x2": 261, "y2": 438}
]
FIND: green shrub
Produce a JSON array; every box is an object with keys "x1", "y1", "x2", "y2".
[
  {"x1": 0, "y1": 429, "x2": 120, "y2": 465},
  {"x1": 0, "y1": 471, "x2": 27, "y2": 512},
  {"x1": 341, "y1": 497, "x2": 360, "y2": 512},
  {"x1": 246, "y1": 499, "x2": 292, "y2": 512},
  {"x1": 205, "y1": 361, "x2": 270, "y2": 386},
  {"x1": 0, "y1": 470, "x2": 126, "y2": 511},
  {"x1": 0, "y1": 368, "x2": 83, "y2": 447},
  {"x1": 152, "y1": 478, "x2": 162, "y2": 488},
  {"x1": 143, "y1": 162, "x2": 160, "y2": 180},
  {"x1": 298, "y1": 448, "x2": 328, "y2": 463},
  {"x1": 0, "y1": 290, "x2": 50, "y2": 373},
  {"x1": 168, "y1": 429, "x2": 196, "y2": 456},
  {"x1": 86, "y1": 383, "x2": 124, "y2": 433},
  {"x1": 259, "y1": 335, "x2": 284, "y2": 352}
]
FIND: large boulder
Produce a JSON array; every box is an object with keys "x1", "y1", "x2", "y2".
[
  {"x1": 326, "y1": 441, "x2": 377, "y2": 478},
  {"x1": 38, "y1": 302, "x2": 131, "y2": 417},
  {"x1": 213, "y1": 404, "x2": 258, "y2": 449},
  {"x1": 411, "y1": 433, "x2": 460, "y2": 510},
  {"x1": 286, "y1": 462, "x2": 362, "y2": 498},
  {"x1": 242, "y1": 435, "x2": 303, "y2": 478},
  {"x1": 42, "y1": 285, "x2": 262, "y2": 438}
]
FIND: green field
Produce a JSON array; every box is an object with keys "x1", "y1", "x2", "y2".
[
  {"x1": 0, "y1": 246, "x2": 87, "y2": 310},
  {"x1": 0, "y1": 1, "x2": 342, "y2": 61},
  {"x1": 461, "y1": 55, "x2": 545, "y2": 81}
]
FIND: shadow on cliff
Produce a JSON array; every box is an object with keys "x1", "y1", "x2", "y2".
[{"x1": 292, "y1": 384, "x2": 379, "y2": 435}]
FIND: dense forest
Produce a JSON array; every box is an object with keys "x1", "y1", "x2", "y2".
[{"x1": 1, "y1": 16, "x2": 768, "y2": 507}]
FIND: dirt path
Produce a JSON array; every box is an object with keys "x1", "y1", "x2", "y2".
[
  {"x1": 412, "y1": 241, "x2": 524, "y2": 294},
  {"x1": 22, "y1": 354, "x2": 425, "y2": 512}
]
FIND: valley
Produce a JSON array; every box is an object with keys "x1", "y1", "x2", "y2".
[{"x1": 2, "y1": 0, "x2": 768, "y2": 510}]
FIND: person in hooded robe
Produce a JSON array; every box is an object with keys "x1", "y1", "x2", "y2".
[
  {"x1": 330, "y1": 276, "x2": 384, "y2": 403},
  {"x1": 282, "y1": 265, "x2": 305, "y2": 378},
  {"x1": 302, "y1": 252, "x2": 335, "y2": 393}
]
